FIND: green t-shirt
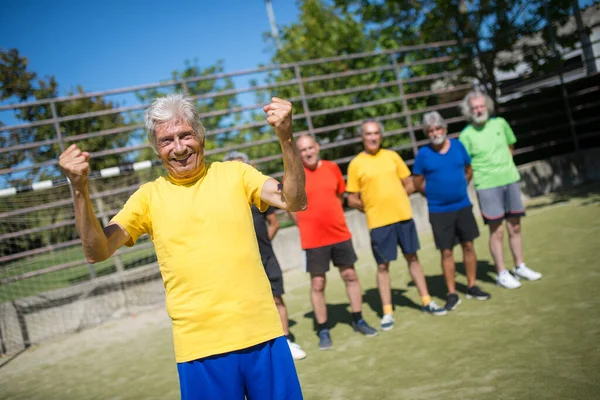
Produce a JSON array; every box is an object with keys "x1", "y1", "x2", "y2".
[{"x1": 459, "y1": 117, "x2": 520, "y2": 190}]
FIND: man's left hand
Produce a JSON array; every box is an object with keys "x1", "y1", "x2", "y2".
[{"x1": 264, "y1": 97, "x2": 293, "y2": 142}]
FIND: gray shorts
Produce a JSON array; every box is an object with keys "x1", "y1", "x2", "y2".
[{"x1": 476, "y1": 182, "x2": 525, "y2": 224}]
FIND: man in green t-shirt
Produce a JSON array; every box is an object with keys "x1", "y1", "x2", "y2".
[{"x1": 459, "y1": 90, "x2": 542, "y2": 289}]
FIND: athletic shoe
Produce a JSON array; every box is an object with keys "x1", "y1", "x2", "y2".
[
  {"x1": 352, "y1": 319, "x2": 379, "y2": 337},
  {"x1": 466, "y1": 285, "x2": 491, "y2": 300},
  {"x1": 444, "y1": 294, "x2": 461, "y2": 311},
  {"x1": 380, "y1": 314, "x2": 395, "y2": 331},
  {"x1": 497, "y1": 270, "x2": 522, "y2": 289},
  {"x1": 422, "y1": 300, "x2": 448, "y2": 316},
  {"x1": 513, "y1": 264, "x2": 542, "y2": 281},
  {"x1": 287, "y1": 339, "x2": 307, "y2": 360},
  {"x1": 318, "y1": 329, "x2": 332, "y2": 350}
]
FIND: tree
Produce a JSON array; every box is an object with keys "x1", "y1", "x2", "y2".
[
  {"x1": 334, "y1": 0, "x2": 577, "y2": 102},
  {"x1": 0, "y1": 48, "x2": 132, "y2": 256},
  {"x1": 257, "y1": 0, "x2": 416, "y2": 175}
]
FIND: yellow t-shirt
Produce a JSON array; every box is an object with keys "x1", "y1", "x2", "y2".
[
  {"x1": 346, "y1": 149, "x2": 413, "y2": 229},
  {"x1": 110, "y1": 161, "x2": 283, "y2": 363}
]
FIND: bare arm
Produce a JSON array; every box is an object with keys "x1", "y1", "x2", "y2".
[
  {"x1": 260, "y1": 98, "x2": 307, "y2": 212},
  {"x1": 59, "y1": 145, "x2": 129, "y2": 263},
  {"x1": 413, "y1": 175, "x2": 426, "y2": 194},
  {"x1": 509, "y1": 145, "x2": 514, "y2": 156},
  {"x1": 347, "y1": 192, "x2": 364, "y2": 212},
  {"x1": 465, "y1": 165, "x2": 473, "y2": 182},
  {"x1": 338, "y1": 193, "x2": 344, "y2": 206},
  {"x1": 287, "y1": 211, "x2": 298, "y2": 225},
  {"x1": 266, "y1": 212, "x2": 280, "y2": 241},
  {"x1": 402, "y1": 176, "x2": 415, "y2": 195}
]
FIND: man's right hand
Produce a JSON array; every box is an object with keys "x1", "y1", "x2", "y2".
[{"x1": 59, "y1": 144, "x2": 91, "y2": 189}]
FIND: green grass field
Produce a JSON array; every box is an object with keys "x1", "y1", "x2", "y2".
[{"x1": 1, "y1": 187, "x2": 599, "y2": 400}]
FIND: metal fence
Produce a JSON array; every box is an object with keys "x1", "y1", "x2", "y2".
[{"x1": 1, "y1": 39, "x2": 599, "y2": 355}]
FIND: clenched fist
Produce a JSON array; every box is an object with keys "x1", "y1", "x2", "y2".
[
  {"x1": 263, "y1": 97, "x2": 293, "y2": 142},
  {"x1": 58, "y1": 144, "x2": 91, "y2": 189}
]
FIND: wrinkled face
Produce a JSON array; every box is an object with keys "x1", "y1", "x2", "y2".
[
  {"x1": 361, "y1": 122, "x2": 382, "y2": 154},
  {"x1": 155, "y1": 120, "x2": 204, "y2": 179},
  {"x1": 470, "y1": 96, "x2": 489, "y2": 124},
  {"x1": 296, "y1": 136, "x2": 320, "y2": 170},
  {"x1": 427, "y1": 125, "x2": 447, "y2": 146}
]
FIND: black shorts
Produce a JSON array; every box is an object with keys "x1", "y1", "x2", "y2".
[
  {"x1": 429, "y1": 205, "x2": 480, "y2": 250},
  {"x1": 303, "y1": 239, "x2": 358, "y2": 274},
  {"x1": 262, "y1": 255, "x2": 284, "y2": 297}
]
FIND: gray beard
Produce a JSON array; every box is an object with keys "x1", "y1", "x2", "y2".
[
  {"x1": 472, "y1": 111, "x2": 489, "y2": 125},
  {"x1": 431, "y1": 135, "x2": 446, "y2": 145}
]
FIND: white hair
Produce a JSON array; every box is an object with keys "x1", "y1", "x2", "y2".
[
  {"x1": 358, "y1": 119, "x2": 385, "y2": 136},
  {"x1": 422, "y1": 111, "x2": 447, "y2": 133},
  {"x1": 460, "y1": 90, "x2": 495, "y2": 120},
  {"x1": 145, "y1": 93, "x2": 205, "y2": 153},
  {"x1": 222, "y1": 151, "x2": 249, "y2": 163}
]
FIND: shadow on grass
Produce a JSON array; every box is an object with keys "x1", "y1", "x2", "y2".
[
  {"x1": 404, "y1": 260, "x2": 496, "y2": 300},
  {"x1": 456, "y1": 260, "x2": 497, "y2": 285},
  {"x1": 363, "y1": 288, "x2": 421, "y2": 318},
  {"x1": 303, "y1": 302, "x2": 353, "y2": 333},
  {"x1": 526, "y1": 181, "x2": 600, "y2": 210},
  {"x1": 68, "y1": 254, "x2": 158, "y2": 284}
]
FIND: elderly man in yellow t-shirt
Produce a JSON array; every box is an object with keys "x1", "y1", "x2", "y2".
[
  {"x1": 58, "y1": 94, "x2": 306, "y2": 400},
  {"x1": 347, "y1": 120, "x2": 447, "y2": 331}
]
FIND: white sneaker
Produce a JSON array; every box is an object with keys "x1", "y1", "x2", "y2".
[
  {"x1": 496, "y1": 270, "x2": 522, "y2": 289},
  {"x1": 287, "y1": 339, "x2": 307, "y2": 360},
  {"x1": 513, "y1": 264, "x2": 542, "y2": 281},
  {"x1": 380, "y1": 314, "x2": 395, "y2": 331}
]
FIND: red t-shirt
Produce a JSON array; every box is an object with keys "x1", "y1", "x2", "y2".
[{"x1": 296, "y1": 160, "x2": 352, "y2": 249}]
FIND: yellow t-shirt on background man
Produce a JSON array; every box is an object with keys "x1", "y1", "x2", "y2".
[
  {"x1": 346, "y1": 149, "x2": 413, "y2": 229},
  {"x1": 111, "y1": 161, "x2": 283, "y2": 363}
]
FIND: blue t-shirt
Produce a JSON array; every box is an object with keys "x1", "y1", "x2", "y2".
[{"x1": 413, "y1": 139, "x2": 472, "y2": 213}]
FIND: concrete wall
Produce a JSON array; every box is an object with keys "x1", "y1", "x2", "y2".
[{"x1": 273, "y1": 148, "x2": 600, "y2": 272}]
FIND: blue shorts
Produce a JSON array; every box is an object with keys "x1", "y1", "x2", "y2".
[
  {"x1": 177, "y1": 336, "x2": 303, "y2": 400},
  {"x1": 370, "y1": 219, "x2": 420, "y2": 264}
]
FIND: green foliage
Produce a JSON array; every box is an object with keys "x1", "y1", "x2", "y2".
[
  {"x1": 258, "y1": 0, "x2": 417, "y2": 174},
  {"x1": 334, "y1": 0, "x2": 578, "y2": 101}
]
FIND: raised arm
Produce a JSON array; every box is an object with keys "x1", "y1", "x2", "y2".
[
  {"x1": 260, "y1": 98, "x2": 307, "y2": 212},
  {"x1": 59, "y1": 145, "x2": 130, "y2": 263}
]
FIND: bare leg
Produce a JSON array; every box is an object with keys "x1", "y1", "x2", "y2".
[
  {"x1": 404, "y1": 253, "x2": 430, "y2": 297},
  {"x1": 274, "y1": 295, "x2": 289, "y2": 336},
  {"x1": 461, "y1": 241, "x2": 477, "y2": 288},
  {"x1": 376, "y1": 262, "x2": 392, "y2": 312},
  {"x1": 506, "y1": 217, "x2": 524, "y2": 267},
  {"x1": 339, "y1": 266, "x2": 362, "y2": 313},
  {"x1": 440, "y1": 249, "x2": 456, "y2": 294},
  {"x1": 488, "y1": 221, "x2": 506, "y2": 272},
  {"x1": 310, "y1": 273, "x2": 327, "y2": 324}
]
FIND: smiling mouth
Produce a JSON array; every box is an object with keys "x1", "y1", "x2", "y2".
[{"x1": 172, "y1": 155, "x2": 191, "y2": 163}]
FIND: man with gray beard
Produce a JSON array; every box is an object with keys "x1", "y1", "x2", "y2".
[
  {"x1": 459, "y1": 90, "x2": 542, "y2": 290},
  {"x1": 413, "y1": 111, "x2": 491, "y2": 311}
]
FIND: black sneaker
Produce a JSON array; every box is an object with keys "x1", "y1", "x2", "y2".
[
  {"x1": 466, "y1": 285, "x2": 491, "y2": 300},
  {"x1": 318, "y1": 329, "x2": 332, "y2": 350},
  {"x1": 444, "y1": 293, "x2": 461, "y2": 311},
  {"x1": 351, "y1": 319, "x2": 379, "y2": 337}
]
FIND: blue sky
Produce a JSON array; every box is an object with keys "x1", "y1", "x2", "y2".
[{"x1": 0, "y1": 0, "x2": 300, "y2": 95}]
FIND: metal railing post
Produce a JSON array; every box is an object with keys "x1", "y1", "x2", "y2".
[
  {"x1": 49, "y1": 101, "x2": 66, "y2": 153},
  {"x1": 391, "y1": 54, "x2": 418, "y2": 157},
  {"x1": 294, "y1": 65, "x2": 314, "y2": 134}
]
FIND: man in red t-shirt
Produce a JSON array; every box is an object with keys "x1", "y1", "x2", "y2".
[{"x1": 291, "y1": 134, "x2": 378, "y2": 350}]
